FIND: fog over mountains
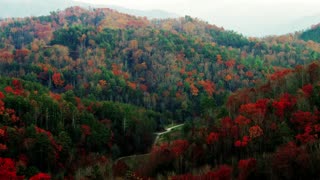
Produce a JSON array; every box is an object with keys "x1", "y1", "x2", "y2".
[
  {"x1": 0, "y1": 0, "x2": 74, "y2": 18},
  {"x1": 0, "y1": 0, "x2": 179, "y2": 19},
  {"x1": 0, "y1": 0, "x2": 318, "y2": 37}
]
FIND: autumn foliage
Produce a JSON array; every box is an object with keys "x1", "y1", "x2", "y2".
[
  {"x1": 0, "y1": 4, "x2": 319, "y2": 179},
  {"x1": 29, "y1": 173, "x2": 51, "y2": 180},
  {"x1": 238, "y1": 158, "x2": 257, "y2": 180},
  {"x1": 0, "y1": 157, "x2": 24, "y2": 180},
  {"x1": 52, "y1": 73, "x2": 64, "y2": 87}
]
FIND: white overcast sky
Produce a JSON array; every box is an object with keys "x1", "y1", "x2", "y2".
[{"x1": 74, "y1": 0, "x2": 320, "y2": 37}]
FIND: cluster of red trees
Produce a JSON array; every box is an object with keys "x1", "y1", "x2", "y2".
[
  {"x1": 0, "y1": 81, "x2": 21, "y2": 123},
  {"x1": 171, "y1": 158, "x2": 257, "y2": 180},
  {"x1": 0, "y1": 157, "x2": 50, "y2": 179}
]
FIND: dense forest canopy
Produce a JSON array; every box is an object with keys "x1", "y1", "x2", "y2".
[{"x1": 0, "y1": 6, "x2": 319, "y2": 179}]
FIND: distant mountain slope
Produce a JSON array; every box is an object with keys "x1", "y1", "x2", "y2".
[
  {"x1": 300, "y1": 23, "x2": 320, "y2": 43},
  {"x1": 290, "y1": 14, "x2": 320, "y2": 32},
  {"x1": 0, "y1": 0, "x2": 179, "y2": 20},
  {"x1": 0, "y1": 0, "x2": 75, "y2": 18},
  {"x1": 105, "y1": 5, "x2": 180, "y2": 19}
]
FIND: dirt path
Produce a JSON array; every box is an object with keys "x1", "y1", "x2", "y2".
[
  {"x1": 153, "y1": 124, "x2": 184, "y2": 145},
  {"x1": 114, "y1": 124, "x2": 184, "y2": 163}
]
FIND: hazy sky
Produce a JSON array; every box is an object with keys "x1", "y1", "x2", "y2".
[
  {"x1": 0, "y1": 0, "x2": 319, "y2": 36},
  {"x1": 75, "y1": 0, "x2": 320, "y2": 36}
]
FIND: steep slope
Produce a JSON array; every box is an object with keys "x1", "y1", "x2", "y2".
[{"x1": 0, "y1": 6, "x2": 319, "y2": 121}]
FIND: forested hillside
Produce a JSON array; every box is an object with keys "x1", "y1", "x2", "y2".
[
  {"x1": 0, "y1": 6, "x2": 319, "y2": 179},
  {"x1": 301, "y1": 23, "x2": 320, "y2": 43},
  {"x1": 149, "y1": 61, "x2": 320, "y2": 179}
]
